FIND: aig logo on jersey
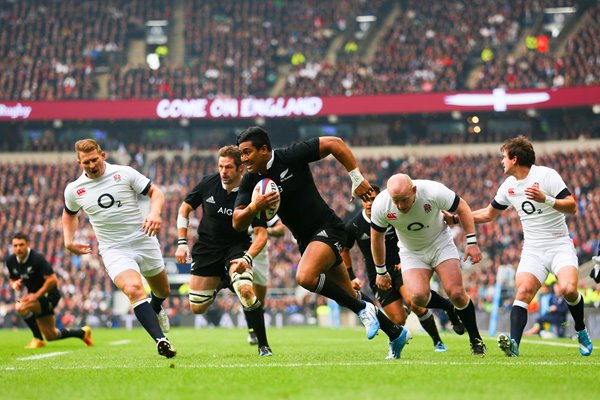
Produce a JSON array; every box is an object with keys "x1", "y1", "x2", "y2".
[{"x1": 218, "y1": 207, "x2": 233, "y2": 216}]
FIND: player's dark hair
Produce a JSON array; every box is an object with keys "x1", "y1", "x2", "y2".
[
  {"x1": 218, "y1": 145, "x2": 243, "y2": 167},
  {"x1": 501, "y1": 136, "x2": 535, "y2": 167},
  {"x1": 237, "y1": 126, "x2": 272, "y2": 151},
  {"x1": 12, "y1": 232, "x2": 29, "y2": 242},
  {"x1": 372, "y1": 184, "x2": 381, "y2": 195}
]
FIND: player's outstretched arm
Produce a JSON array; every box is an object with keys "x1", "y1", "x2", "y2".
[
  {"x1": 318, "y1": 136, "x2": 373, "y2": 202},
  {"x1": 62, "y1": 210, "x2": 91, "y2": 255},
  {"x1": 472, "y1": 204, "x2": 503, "y2": 224}
]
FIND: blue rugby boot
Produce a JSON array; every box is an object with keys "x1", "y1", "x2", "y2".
[
  {"x1": 576, "y1": 328, "x2": 593, "y2": 356},
  {"x1": 386, "y1": 328, "x2": 412, "y2": 359},
  {"x1": 357, "y1": 301, "x2": 380, "y2": 340}
]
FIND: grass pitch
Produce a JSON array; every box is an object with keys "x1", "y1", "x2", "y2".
[{"x1": 1, "y1": 326, "x2": 597, "y2": 400}]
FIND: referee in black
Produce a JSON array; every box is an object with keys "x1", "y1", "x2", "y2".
[
  {"x1": 175, "y1": 145, "x2": 273, "y2": 356},
  {"x1": 233, "y1": 126, "x2": 411, "y2": 359},
  {"x1": 5, "y1": 232, "x2": 92, "y2": 348}
]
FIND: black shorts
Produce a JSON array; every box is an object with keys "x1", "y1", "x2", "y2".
[
  {"x1": 370, "y1": 268, "x2": 403, "y2": 308},
  {"x1": 298, "y1": 224, "x2": 346, "y2": 267},
  {"x1": 38, "y1": 294, "x2": 60, "y2": 317},
  {"x1": 190, "y1": 243, "x2": 247, "y2": 278}
]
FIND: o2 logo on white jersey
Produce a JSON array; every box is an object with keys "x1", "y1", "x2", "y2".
[
  {"x1": 407, "y1": 222, "x2": 427, "y2": 231},
  {"x1": 97, "y1": 193, "x2": 122, "y2": 209},
  {"x1": 521, "y1": 201, "x2": 542, "y2": 215}
]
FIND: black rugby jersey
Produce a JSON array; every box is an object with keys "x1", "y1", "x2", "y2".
[
  {"x1": 185, "y1": 173, "x2": 265, "y2": 252},
  {"x1": 345, "y1": 211, "x2": 400, "y2": 283},
  {"x1": 235, "y1": 138, "x2": 343, "y2": 244},
  {"x1": 6, "y1": 249, "x2": 61, "y2": 299}
]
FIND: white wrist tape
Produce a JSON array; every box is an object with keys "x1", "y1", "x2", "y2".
[
  {"x1": 544, "y1": 196, "x2": 556, "y2": 208},
  {"x1": 375, "y1": 265, "x2": 387, "y2": 275},
  {"x1": 177, "y1": 215, "x2": 189, "y2": 230},
  {"x1": 242, "y1": 252, "x2": 253, "y2": 265},
  {"x1": 466, "y1": 233, "x2": 477, "y2": 246},
  {"x1": 349, "y1": 168, "x2": 365, "y2": 193}
]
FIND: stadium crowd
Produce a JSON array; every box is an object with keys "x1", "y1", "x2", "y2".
[
  {"x1": 1, "y1": 146, "x2": 599, "y2": 329},
  {"x1": 2, "y1": 0, "x2": 598, "y2": 101}
]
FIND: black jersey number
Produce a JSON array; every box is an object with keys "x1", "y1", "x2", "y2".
[
  {"x1": 98, "y1": 193, "x2": 122, "y2": 209},
  {"x1": 521, "y1": 201, "x2": 542, "y2": 215}
]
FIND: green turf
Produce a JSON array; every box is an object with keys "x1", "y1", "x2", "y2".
[{"x1": 0, "y1": 327, "x2": 597, "y2": 400}]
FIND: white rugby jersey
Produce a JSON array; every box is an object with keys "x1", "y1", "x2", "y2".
[
  {"x1": 371, "y1": 180, "x2": 459, "y2": 251},
  {"x1": 492, "y1": 164, "x2": 571, "y2": 245},
  {"x1": 64, "y1": 162, "x2": 152, "y2": 247},
  {"x1": 249, "y1": 215, "x2": 281, "y2": 265}
]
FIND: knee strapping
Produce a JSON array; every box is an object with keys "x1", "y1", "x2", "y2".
[
  {"x1": 232, "y1": 270, "x2": 256, "y2": 308},
  {"x1": 189, "y1": 289, "x2": 216, "y2": 306}
]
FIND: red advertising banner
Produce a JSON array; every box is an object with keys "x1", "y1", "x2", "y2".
[{"x1": 1, "y1": 86, "x2": 599, "y2": 121}]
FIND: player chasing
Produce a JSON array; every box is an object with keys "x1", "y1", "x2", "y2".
[
  {"x1": 62, "y1": 139, "x2": 175, "y2": 358},
  {"x1": 246, "y1": 215, "x2": 287, "y2": 345},
  {"x1": 342, "y1": 185, "x2": 465, "y2": 353},
  {"x1": 471, "y1": 136, "x2": 593, "y2": 357},
  {"x1": 175, "y1": 145, "x2": 273, "y2": 356},
  {"x1": 232, "y1": 126, "x2": 411, "y2": 359},
  {"x1": 370, "y1": 174, "x2": 487, "y2": 356},
  {"x1": 6, "y1": 232, "x2": 92, "y2": 348}
]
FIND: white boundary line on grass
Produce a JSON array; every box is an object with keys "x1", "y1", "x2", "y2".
[
  {"x1": 3, "y1": 359, "x2": 599, "y2": 371},
  {"x1": 108, "y1": 340, "x2": 132, "y2": 346},
  {"x1": 520, "y1": 339, "x2": 579, "y2": 348},
  {"x1": 16, "y1": 351, "x2": 70, "y2": 361}
]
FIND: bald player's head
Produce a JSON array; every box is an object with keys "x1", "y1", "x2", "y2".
[{"x1": 387, "y1": 174, "x2": 416, "y2": 213}]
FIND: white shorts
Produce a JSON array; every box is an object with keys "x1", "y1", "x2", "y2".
[
  {"x1": 99, "y1": 234, "x2": 165, "y2": 281},
  {"x1": 400, "y1": 232, "x2": 460, "y2": 271},
  {"x1": 517, "y1": 238, "x2": 578, "y2": 284},
  {"x1": 252, "y1": 255, "x2": 269, "y2": 286}
]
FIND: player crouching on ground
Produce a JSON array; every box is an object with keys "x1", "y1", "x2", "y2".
[{"x1": 6, "y1": 232, "x2": 92, "y2": 348}]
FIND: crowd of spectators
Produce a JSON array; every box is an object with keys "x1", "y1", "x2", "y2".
[
  {"x1": 0, "y1": 0, "x2": 170, "y2": 101},
  {"x1": 284, "y1": 0, "x2": 597, "y2": 96},
  {"x1": 1, "y1": 145, "x2": 599, "y2": 329},
  {"x1": 3, "y1": 0, "x2": 598, "y2": 101}
]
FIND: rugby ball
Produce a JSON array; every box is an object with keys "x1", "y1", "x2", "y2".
[{"x1": 251, "y1": 178, "x2": 280, "y2": 221}]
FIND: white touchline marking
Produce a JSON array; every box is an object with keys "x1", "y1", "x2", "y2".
[
  {"x1": 16, "y1": 351, "x2": 70, "y2": 361},
  {"x1": 520, "y1": 339, "x2": 579, "y2": 348},
  {"x1": 3, "y1": 359, "x2": 598, "y2": 371},
  {"x1": 109, "y1": 340, "x2": 132, "y2": 346}
]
